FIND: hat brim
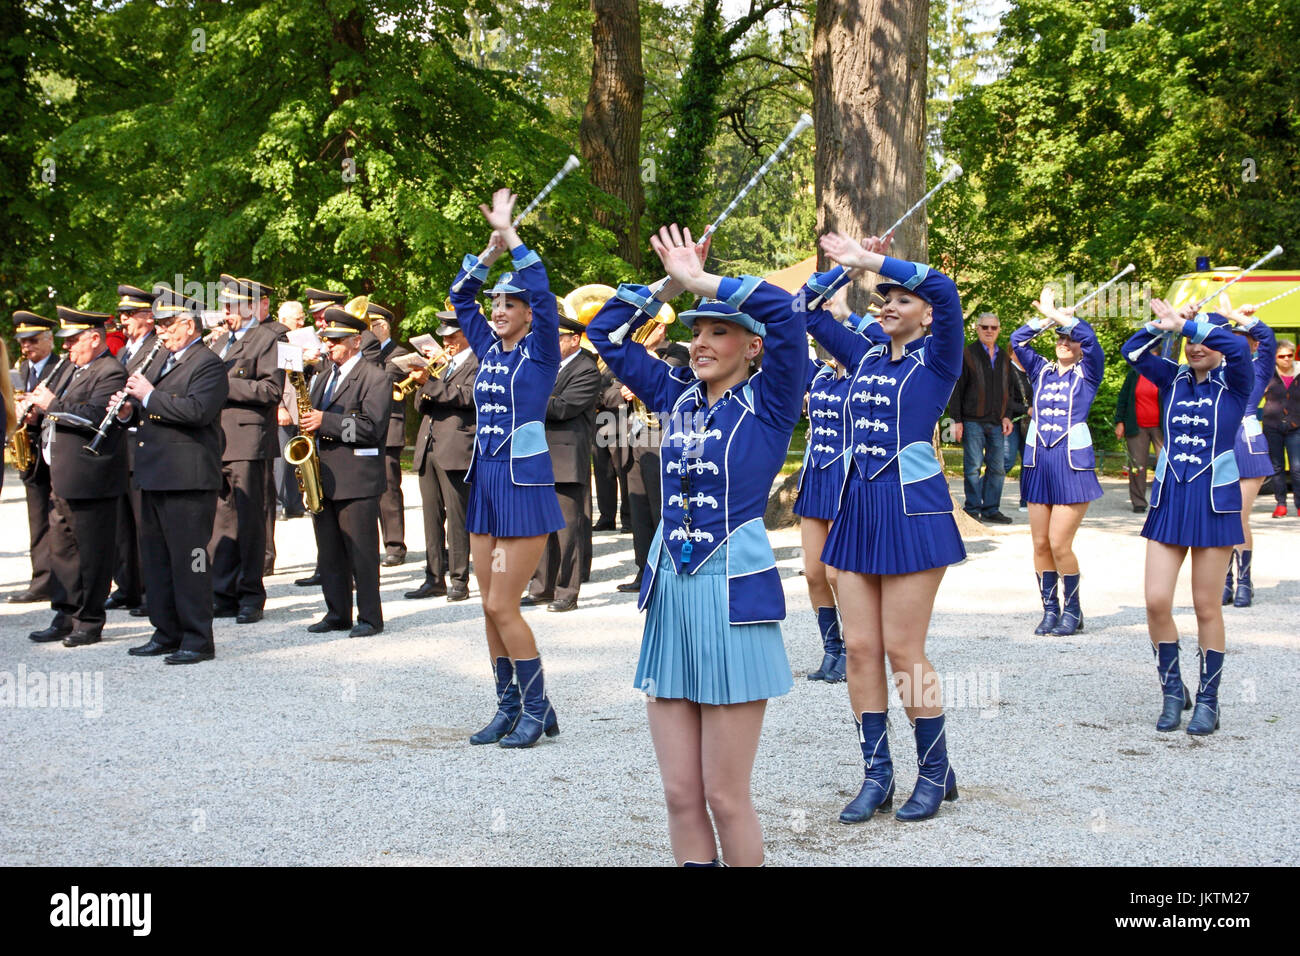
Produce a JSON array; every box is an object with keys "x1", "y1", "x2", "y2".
[
  {"x1": 15, "y1": 327, "x2": 50, "y2": 339},
  {"x1": 56, "y1": 325, "x2": 103, "y2": 338},
  {"x1": 874, "y1": 281, "x2": 931, "y2": 303},
  {"x1": 678, "y1": 309, "x2": 766, "y2": 339},
  {"x1": 320, "y1": 328, "x2": 362, "y2": 339},
  {"x1": 435, "y1": 323, "x2": 460, "y2": 337},
  {"x1": 487, "y1": 285, "x2": 527, "y2": 297}
]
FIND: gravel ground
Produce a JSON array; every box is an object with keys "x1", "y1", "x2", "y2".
[{"x1": 1, "y1": 471, "x2": 1295, "y2": 866}]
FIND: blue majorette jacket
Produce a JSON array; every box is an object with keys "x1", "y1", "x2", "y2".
[
  {"x1": 587, "y1": 277, "x2": 806, "y2": 625},
  {"x1": 450, "y1": 244, "x2": 559, "y2": 487},
  {"x1": 800, "y1": 257, "x2": 964, "y2": 515},
  {"x1": 1239, "y1": 319, "x2": 1277, "y2": 459},
  {"x1": 796, "y1": 311, "x2": 888, "y2": 495},
  {"x1": 1010, "y1": 317, "x2": 1105, "y2": 472},
  {"x1": 1122, "y1": 316, "x2": 1253, "y2": 513}
]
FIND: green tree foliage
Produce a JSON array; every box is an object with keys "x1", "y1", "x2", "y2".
[{"x1": 931, "y1": 0, "x2": 1300, "y2": 446}]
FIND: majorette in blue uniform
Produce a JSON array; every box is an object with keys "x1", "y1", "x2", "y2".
[
  {"x1": 1123, "y1": 311, "x2": 1253, "y2": 737},
  {"x1": 450, "y1": 244, "x2": 566, "y2": 539},
  {"x1": 587, "y1": 276, "x2": 805, "y2": 706},
  {"x1": 795, "y1": 310, "x2": 888, "y2": 683},
  {"x1": 801, "y1": 253, "x2": 965, "y2": 824},
  {"x1": 1009, "y1": 314, "x2": 1105, "y2": 637},
  {"x1": 1223, "y1": 316, "x2": 1277, "y2": 607}
]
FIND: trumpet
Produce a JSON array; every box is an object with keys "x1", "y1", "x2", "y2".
[{"x1": 392, "y1": 354, "x2": 449, "y2": 401}]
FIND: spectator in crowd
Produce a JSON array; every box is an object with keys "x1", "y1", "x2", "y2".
[
  {"x1": 1262, "y1": 338, "x2": 1300, "y2": 517},
  {"x1": 950, "y1": 311, "x2": 1013, "y2": 524},
  {"x1": 1114, "y1": 367, "x2": 1164, "y2": 514},
  {"x1": 1005, "y1": 349, "x2": 1032, "y2": 512}
]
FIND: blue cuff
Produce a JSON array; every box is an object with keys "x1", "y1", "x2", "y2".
[
  {"x1": 1027, "y1": 317, "x2": 1052, "y2": 332},
  {"x1": 614, "y1": 284, "x2": 663, "y2": 319},
  {"x1": 511, "y1": 245, "x2": 541, "y2": 270},
  {"x1": 1185, "y1": 320, "x2": 1213, "y2": 345},
  {"x1": 850, "y1": 312, "x2": 880, "y2": 335},
  {"x1": 460, "y1": 254, "x2": 489, "y2": 282},
  {"x1": 1143, "y1": 321, "x2": 1162, "y2": 336},
  {"x1": 1237, "y1": 315, "x2": 1259, "y2": 331},
  {"x1": 879, "y1": 256, "x2": 930, "y2": 290},
  {"x1": 721, "y1": 275, "x2": 762, "y2": 309},
  {"x1": 1058, "y1": 316, "x2": 1080, "y2": 333},
  {"x1": 807, "y1": 267, "x2": 850, "y2": 299}
]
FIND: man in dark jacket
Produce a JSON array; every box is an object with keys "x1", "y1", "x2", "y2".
[
  {"x1": 523, "y1": 314, "x2": 602, "y2": 611},
  {"x1": 1262, "y1": 338, "x2": 1300, "y2": 516},
  {"x1": 368, "y1": 304, "x2": 409, "y2": 566},
  {"x1": 113, "y1": 291, "x2": 229, "y2": 663},
  {"x1": 949, "y1": 312, "x2": 1014, "y2": 523},
  {"x1": 406, "y1": 313, "x2": 478, "y2": 601},
  {"x1": 1114, "y1": 367, "x2": 1164, "y2": 513}
]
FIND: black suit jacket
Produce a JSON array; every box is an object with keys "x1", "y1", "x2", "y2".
[
  {"x1": 310, "y1": 357, "x2": 391, "y2": 500},
  {"x1": 119, "y1": 331, "x2": 165, "y2": 469},
  {"x1": 949, "y1": 341, "x2": 1011, "y2": 425},
  {"x1": 376, "y1": 339, "x2": 409, "y2": 448},
  {"x1": 17, "y1": 353, "x2": 69, "y2": 485},
  {"x1": 46, "y1": 352, "x2": 128, "y2": 499},
  {"x1": 545, "y1": 350, "x2": 601, "y2": 485},
  {"x1": 208, "y1": 320, "x2": 287, "y2": 461},
  {"x1": 414, "y1": 350, "x2": 478, "y2": 474},
  {"x1": 126, "y1": 342, "x2": 229, "y2": 491}
]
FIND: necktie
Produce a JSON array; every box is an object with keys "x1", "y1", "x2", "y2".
[
  {"x1": 120, "y1": 345, "x2": 132, "y2": 367},
  {"x1": 27, "y1": 364, "x2": 37, "y2": 391},
  {"x1": 221, "y1": 331, "x2": 237, "y2": 359},
  {"x1": 321, "y1": 366, "x2": 339, "y2": 407}
]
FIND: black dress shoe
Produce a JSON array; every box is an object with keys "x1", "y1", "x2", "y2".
[
  {"x1": 984, "y1": 511, "x2": 1013, "y2": 525},
  {"x1": 963, "y1": 509, "x2": 986, "y2": 523},
  {"x1": 519, "y1": 593, "x2": 552, "y2": 607},
  {"x1": 236, "y1": 608, "x2": 263, "y2": 624},
  {"x1": 62, "y1": 631, "x2": 101, "y2": 647},
  {"x1": 593, "y1": 519, "x2": 616, "y2": 532},
  {"x1": 128, "y1": 639, "x2": 175, "y2": 656},
  {"x1": 214, "y1": 606, "x2": 239, "y2": 618},
  {"x1": 547, "y1": 597, "x2": 578, "y2": 612},
  {"x1": 104, "y1": 593, "x2": 139, "y2": 611},
  {"x1": 381, "y1": 553, "x2": 405, "y2": 568},
  {"x1": 295, "y1": 573, "x2": 321, "y2": 587},
  {"x1": 447, "y1": 585, "x2": 470, "y2": 602},
  {"x1": 8, "y1": 589, "x2": 48, "y2": 604},
  {"x1": 616, "y1": 579, "x2": 642, "y2": 593},
  {"x1": 1133, "y1": 504, "x2": 1147, "y2": 513},
  {"x1": 307, "y1": 618, "x2": 352, "y2": 633},
  {"x1": 349, "y1": 622, "x2": 382, "y2": 638},
  {"x1": 29, "y1": 624, "x2": 73, "y2": 643},
  {"x1": 404, "y1": 581, "x2": 447, "y2": 599},
  {"x1": 263, "y1": 563, "x2": 276, "y2": 576},
  {"x1": 129, "y1": 605, "x2": 149, "y2": 617},
  {"x1": 620, "y1": 525, "x2": 633, "y2": 533},
  {"x1": 164, "y1": 649, "x2": 214, "y2": 665}
]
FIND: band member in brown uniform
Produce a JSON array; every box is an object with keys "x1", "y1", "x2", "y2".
[
  {"x1": 106, "y1": 284, "x2": 160, "y2": 615},
  {"x1": 25, "y1": 308, "x2": 128, "y2": 646},
  {"x1": 301, "y1": 306, "x2": 392, "y2": 637},
  {"x1": 109, "y1": 292, "x2": 229, "y2": 664},
  {"x1": 207, "y1": 275, "x2": 286, "y2": 623},
  {"x1": 406, "y1": 311, "x2": 478, "y2": 601},
  {"x1": 522, "y1": 313, "x2": 602, "y2": 611},
  {"x1": 8, "y1": 311, "x2": 68, "y2": 605},
  {"x1": 368, "y1": 303, "x2": 410, "y2": 566}
]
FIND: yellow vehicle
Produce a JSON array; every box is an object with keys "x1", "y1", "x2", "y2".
[{"x1": 1166, "y1": 267, "x2": 1300, "y2": 347}]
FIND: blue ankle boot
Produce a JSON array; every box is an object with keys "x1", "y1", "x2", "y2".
[
  {"x1": 807, "y1": 606, "x2": 843, "y2": 682},
  {"x1": 895, "y1": 713, "x2": 959, "y2": 821},
  {"x1": 1233, "y1": 550, "x2": 1253, "y2": 607},
  {"x1": 1034, "y1": 571, "x2": 1060, "y2": 635},
  {"x1": 1152, "y1": 641, "x2": 1191, "y2": 732},
  {"x1": 1186, "y1": 648, "x2": 1223, "y2": 736},
  {"x1": 499, "y1": 656, "x2": 560, "y2": 748},
  {"x1": 470, "y1": 657, "x2": 521, "y2": 744},
  {"x1": 1221, "y1": 550, "x2": 1236, "y2": 606},
  {"x1": 839, "y1": 711, "x2": 894, "y2": 823},
  {"x1": 1050, "y1": 573, "x2": 1084, "y2": 635}
]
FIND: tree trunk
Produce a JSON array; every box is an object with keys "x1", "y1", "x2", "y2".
[
  {"x1": 580, "y1": 0, "x2": 646, "y2": 268},
  {"x1": 813, "y1": 0, "x2": 930, "y2": 307}
]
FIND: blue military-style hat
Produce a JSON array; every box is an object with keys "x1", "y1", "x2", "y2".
[
  {"x1": 677, "y1": 300, "x2": 767, "y2": 339},
  {"x1": 487, "y1": 272, "x2": 526, "y2": 297}
]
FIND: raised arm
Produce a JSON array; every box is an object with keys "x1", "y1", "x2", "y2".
[
  {"x1": 449, "y1": 255, "x2": 496, "y2": 359},
  {"x1": 879, "y1": 256, "x2": 964, "y2": 382},
  {"x1": 711, "y1": 276, "x2": 806, "y2": 429},
  {"x1": 1010, "y1": 323, "x2": 1050, "y2": 380},
  {"x1": 1121, "y1": 324, "x2": 1180, "y2": 390},
  {"x1": 514, "y1": 243, "x2": 560, "y2": 367},
  {"x1": 587, "y1": 285, "x2": 691, "y2": 414}
]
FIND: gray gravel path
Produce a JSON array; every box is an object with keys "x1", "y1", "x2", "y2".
[{"x1": 1, "y1": 472, "x2": 1295, "y2": 866}]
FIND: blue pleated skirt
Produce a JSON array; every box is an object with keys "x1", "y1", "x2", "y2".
[
  {"x1": 1020, "y1": 440, "x2": 1103, "y2": 505},
  {"x1": 634, "y1": 545, "x2": 793, "y2": 706},
  {"x1": 465, "y1": 456, "x2": 566, "y2": 537},
  {"x1": 1142, "y1": 468, "x2": 1243, "y2": 548},
  {"x1": 821, "y1": 462, "x2": 966, "y2": 575},
  {"x1": 793, "y1": 462, "x2": 845, "y2": 521},
  {"x1": 1234, "y1": 422, "x2": 1273, "y2": 479}
]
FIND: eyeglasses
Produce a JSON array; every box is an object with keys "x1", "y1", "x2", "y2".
[{"x1": 978, "y1": 325, "x2": 999, "y2": 331}]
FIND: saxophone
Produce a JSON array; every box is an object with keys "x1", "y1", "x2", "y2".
[{"x1": 283, "y1": 370, "x2": 324, "y2": 514}]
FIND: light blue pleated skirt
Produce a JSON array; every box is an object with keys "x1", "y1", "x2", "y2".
[
  {"x1": 633, "y1": 545, "x2": 793, "y2": 706},
  {"x1": 465, "y1": 456, "x2": 566, "y2": 537}
]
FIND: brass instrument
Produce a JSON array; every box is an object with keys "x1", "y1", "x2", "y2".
[
  {"x1": 392, "y1": 354, "x2": 449, "y2": 401},
  {"x1": 7, "y1": 355, "x2": 63, "y2": 474},
  {"x1": 283, "y1": 370, "x2": 324, "y2": 514}
]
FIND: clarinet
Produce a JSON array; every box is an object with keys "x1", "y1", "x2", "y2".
[{"x1": 84, "y1": 339, "x2": 167, "y2": 457}]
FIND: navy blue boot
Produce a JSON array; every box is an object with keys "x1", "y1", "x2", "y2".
[
  {"x1": 1152, "y1": 641, "x2": 1191, "y2": 732},
  {"x1": 499, "y1": 656, "x2": 560, "y2": 748},
  {"x1": 1233, "y1": 550, "x2": 1253, "y2": 608},
  {"x1": 839, "y1": 711, "x2": 894, "y2": 823},
  {"x1": 1034, "y1": 571, "x2": 1060, "y2": 635},
  {"x1": 807, "y1": 607, "x2": 842, "y2": 681},
  {"x1": 824, "y1": 608, "x2": 847, "y2": 683},
  {"x1": 895, "y1": 713, "x2": 959, "y2": 821},
  {"x1": 1221, "y1": 550, "x2": 1236, "y2": 606},
  {"x1": 1050, "y1": 573, "x2": 1084, "y2": 635},
  {"x1": 469, "y1": 657, "x2": 521, "y2": 745},
  {"x1": 1186, "y1": 648, "x2": 1223, "y2": 736}
]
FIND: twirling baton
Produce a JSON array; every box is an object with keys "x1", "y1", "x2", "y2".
[
  {"x1": 607, "y1": 113, "x2": 814, "y2": 344},
  {"x1": 1024, "y1": 262, "x2": 1136, "y2": 343},
  {"x1": 451, "y1": 154, "x2": 582, "y2": 294},
  {"x1": 1251, "y1": 283, "x2": 1300, "y2": 310},
  {"x1": 1127, "y1": 245, "x2": 1284, "y2": 361},
  {"x1": 806, "y1": 163, "x2": 963, "y2": 311}
]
